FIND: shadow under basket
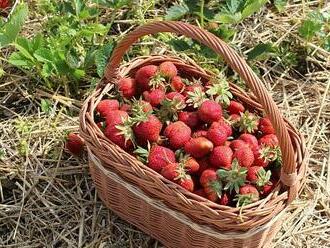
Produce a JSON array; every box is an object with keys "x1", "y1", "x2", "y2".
[{"x1": 80, "y1": 21, "x2": 307, "y2": 248}]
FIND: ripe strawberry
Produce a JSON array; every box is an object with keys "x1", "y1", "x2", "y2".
[
  {"x1": 157, "y1": 96, "x2": 186, "y2": 122},
  {"x1": 183, "y1": 83, "x2": 204, "y2": 97},
  {"x1": 219, "y1": 193, "x2": 230, "y2": 206},
  {"x1": 200, "y1": 169, "x2": 223, "y2": 202},
  {"x1": 104, "y1": 124, "x2": 134, "y2": 150},
  {"x1": 209, "y1": 146, "x2": 233, "y2": 169},
  {"x1": 179, "y1": 176, "x2": 194, "y2": 192},
  {"x1": 135, "y1": 65, "x2": 158, "y2": 91},
  {"x1": 178, "y1": 111, "x2": 200, "y2": 128},
  {"x1": 65, "y1": 133, "x2": 84, "y2": 155},
  {"x1": 254, "y1": 145, "x2": 282, "y2": 167},
  {"x1": 224, "y1": 141, "x2": 231, "y2": 146},
  {"x1": 171, "y1": 75, "x2": 185, "y2": 92},
  {"x1": 96, "y1": 99, "x2": 119, "y2": 117},
  {"x1": 166, "y1": 92, "x2": 185, "y2": 103},
  {"x1": 258, "y1": 134, "x2": 279, "y2": 147},
  {"x1": 184, "y1": 137, "x2": 214, "y2": 158},
  {"x1": 194, "y1": 188, "x2": 207, "y2": 198},
  {"x1": 198, "y1": 100, "x2": 222, "y2": 124},
  {"x1": 143, "y1": 88, "x2": 166, "y2": 107},
  {"x1": 192, "y1": 130, "x2": 208, "y2": 138},
  {"x1": 247, "y1": 166, "x2": 271, "y2": 186},
  {"x1": 233, "y1": 146, "x2": 254, "y2": 167},
  {"x1": 183, "y1": 157, "x2": 200, "y2": 173},
  {"x1": 217, "y1": 160, "x2": 247, "y2": 193},
  {"x1": 133, "y1": 115, "x2": 162, "y2": 144},
  {"x1": 118, "y1": 77, "x2": 136, "y2": 99},
  {"x1": 238, "y1": 111, "x2": 259, "y2": 133},
  {"x1": 252, "y1": 147, "x2": 269, "y2": 167},
  {"x1": 230, "y1": 140, "x2": 248, "y2": 151},
  {"x1": 131, "y1": 99, "x2": 153, "y2": 116},
  {"x1": 207, "y1": 123, "x2": 228, "y2": 146},
  {"x1": 229, "y1": 114, "x2": 241, "y2": 124},
  {"x1": 239, "y1": 133, "x2": 258, "y2": 149},
  {"x1": 216, "y1": 119, "x2": 233, "y2": 137},
  {"x1": 227, "y1": 100, "x2": 245, "y2": 115},
  {"x1": 164, "y1": 121, "x2": 191, "y2": 149},
  {"x1": 236, "y1": 184, "x2": 260, "y2": 206},
  {"x1": 105, "y1": 110, "x2": 128, "y2": 127},
  {"x1": 200, "y1": 169, "x2": 217, "y2": 187},
  {"x1": 196, "y1": 157, "x2": 210, "y2": 175},
  {"x1": 159, "y1": 61, "x2": 177, "y2": 78},
  {"x1": 120, "y1": 104, "x2": 131, "y2": 112},
  {"x1": 0, "y1": 0, "x2": 10, "y2": 9},
  {"x1": 147, "y1": 145, "x2": 176, "y2": 172},
  {"x1": 258, "y1": 117, "x2": 275, "y2": 135},
  {"x1": 161, "y1": 162, "x2": 180, "y2": 181},
  {"x1": 260, "y1": 180, "x2": 276, "y2": 196}
]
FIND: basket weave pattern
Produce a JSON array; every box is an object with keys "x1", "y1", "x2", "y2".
[{"x1": 80, "y1": 21, "x2": 307, "y2": 246}]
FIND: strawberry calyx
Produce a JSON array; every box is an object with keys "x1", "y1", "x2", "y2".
[
  {"x1": 156, "y1": 97, "x2": 186, "y2": 123},
  {"x1": 259, "y1": 145, "x2": 282, "y2": 162},
  {"x1": 205, "y1": 79, "x2": 232, "y2": 106},
  {"x1": 186, "y1": 87, "x2": 207, "y2": 108},
  {"x1": 149, "y1": 73, "x2": 167, "y2": 89},
  {"x1": 235, "y1": 193, "x2": 257, "y2": 207},
  {"x1": 255, "y1": 168, "x2": 272, "y2": 187},
  {"x1": 133, "y1": 142, "x2": 151, "y2": 163},
  {"x1": 238, "y1": 111, "x2": 259, "y2": 133},
  {"x1": 115, "y1": 116, "x2": 136, "y2": 147},
  {"x1": 217, "y1": 159, "x2": 247, "y2": 194}
]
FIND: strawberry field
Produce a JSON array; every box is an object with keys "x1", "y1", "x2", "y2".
[{"x1": 0, "y1": 1, "x2": 329, "y2": 247}]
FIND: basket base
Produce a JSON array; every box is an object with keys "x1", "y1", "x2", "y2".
[{"x1": 89, "y1": 151, "x2": 283, "y2": 248}]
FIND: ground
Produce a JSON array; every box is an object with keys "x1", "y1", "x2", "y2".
[{"x1": 0, "y1": 1, "x2": 329, "y2": 247}]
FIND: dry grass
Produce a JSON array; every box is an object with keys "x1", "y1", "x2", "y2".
[{"x1": 1, "y1": 1, "x2": 330, "y2": 247}]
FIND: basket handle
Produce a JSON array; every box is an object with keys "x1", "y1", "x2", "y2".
[{"x1": 102, "y1": 21, "x2": 298, "y2": 202}]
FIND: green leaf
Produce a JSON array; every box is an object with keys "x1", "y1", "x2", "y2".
[
  {"x1": 9, "y1": 52, "x2": 33, "y2": 68},
  {"x1": 214, "y1": 12, "x2": 241, "y2": 24},
  {"x1": 274, "y1": 0, "x2": 287, "y2": 12},
  {"x1": 298, "y1": 19, "x2": 323, "y2": 40},
  {"x1": 41, "y1": 99, "x2": 52, "y2": 114},
  {"x1": 247, "y1": 43, "x2": 274, "y2": 60},
  {"x1": 165, "y1": 4, "x2": 189, "y2": 21},
  {"x1": 168, "y1": 38, "x2": 193, "y2": 51},
  {"x1": 0, "y1": 3, "x2": 28, "y2": 47},
  {"x1": 241, "y1": 0, "x2": 268, "y2": 20},
  {"x1": 95, "y1": 42, "x2": 114, "y2": 77},
  {"x1": 34, "y1": 48, "x2": 53, "y2": 63}
]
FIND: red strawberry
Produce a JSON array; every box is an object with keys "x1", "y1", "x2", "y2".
[
  {"x1": 237, "y1": 185, "x2": 260, "y2": 206},
  {"x1": 133, "y1": 115, "x2": 162, "y2": 144},
  {"x1": 161, "y1": 163, "x2": 180, "y2": 181},
  {"x1": 200, "y1": 169, "x2": 217, "y2": 187},
  {"x1": 148, "y1": 145, "x2": 176, "y2": 172},
  {"x1": 65, "y1": 133, "x2": 84, "y2": 155},
  {"x1": 96, "y1": 99, "x2": 119, "y2": 117},
  {"x1": 258, "y1": 117, "x2": 275, "y2": 135},
  {"x1": 159, "y1": 61, "x2": 177, "y2": 78},
  {"x1": 192, "y1": 130, "x2": 208, "y2": 138},
  {"x1": 196, "y1": 157, "x2": 210, "y2": 175},
  {"x1": 216, "y1": 119, "x2": 233, "y2": 136},
  {"x1": 233, "y1": 146, "x2": 254, "y2": 167},
  {"x1": 183, "y1": 157, "x2": 200, "y2": 173},
  {"x1": 179, "y1": 176, "x2": 194, "y2": 192},
  {"x1": 0, "y1": 0, "x2": 10, "y2": 9},
  {"x1": 178, "y1": 111, "x2": 200, "y2": 128},
  {"x1": 227, "y1": 100, "x2": 245, "y2": 115},
  {"x1": 247, "y1": 166, "x2": 271, "y2": 186},
  {"x1": 198, "y1": 100, "x2": 222, "y2": 124},
  {"x1": 135, "y1": 65, "x2": 158, "y2": 91},
  {"x1": 143, "y1": 88, "x2": 165, "y2": 107},
  {"x1": 230, "y1": 140, "x2": 248, "y2": 151},
  {"x1": 105, "y1": 110, "x2": 128, "y2": 127},
  {"x1": 164, "y1": 121, "x2": 191, "y2": 149},
  {"x1": 171, "y1": 76, "x2": 185, "y2": 92},
  {"x1": 166, "y1": 92, "x2": 185, "y2": 103},
  {"x1": 260, "y1": 180, "x2": 276, "y2": 196},
  {"x1": 104, "y1": 124, "x2": 133, "y2": 150},
  {"x1": 258, "y1": 134, "x2": 279, "y2": 147},
  {"x1": 252, "y1": 147, "x2": 269, "y2": 167},
  {"x1": 224, "y1": 141, "x2": 231, "y2": 146},
  {"x1": 229, "y1": 114, "x2": 241, "y2": 123},
  {"x1": 184, "y1": 137, "x2": 214, "y2": 158},
  {"x1": 118, "y1": 77, "x2": 136, "y2": 99},
  {"x1": 239, "y1": 133, "x2": 258, "y2": 149},
  {"x1": 207, "y1": 123, "x2": 228, "y2": 146},
  {"x1": 183, "y1": 84, "x2": 204, "y2": 97},
  {"x1": 238, "y1": 111, "x2": 259, "y2": 133},
  {"x1": 200, "y1": 169, "x2": 222, "y2": 202},
  {"x1": 120, "y1": 104, "x2": 131, "y2": 112},
  {"x1": 209, "y1": 146, "x2": 233, "y2": 169},
  {"x1": 194, "y1": 188, "x2": 207, "y2": 198},
  {"x1": 219, "y1": 193, "x2": 229, "y2": 206},
  {"x1": 131, "y1": 99, "x2": 152, "y2": 116}
]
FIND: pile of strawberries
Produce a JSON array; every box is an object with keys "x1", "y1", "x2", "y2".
[{"x1": 94, "y1": 61, "x2": 282, "y2": 207}]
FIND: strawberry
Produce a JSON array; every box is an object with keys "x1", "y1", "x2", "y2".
[
  {"x1": 159, "y1": 61, "x2": 177, "y2": 78},
  {"x1": 164, "y1": 121, "x2": 191, "y2": 149},
  {"x1": 247, "y1": 166, "x2": 271, "y2": 186},
  {"x1": 260, "y1": 180, "x2": 276, "y2": 196},
  {"x1": 200, "y1": 169, "x2": 217, "y2": 187},
  {"x1": 239, "y1": 133, "x2": 258, "y2": 149},
  {"x1": 200, "y1": 169, "x2": 223, "y2": 202},
  {"x1": 131, "y1": 99, "x2": 153, "y2": 116},
  {"x1": 227, "y1": 100, "x2": 245, "y2": 115},
  {"x1": 183, "y1": 83, "x2": 204, "y2": 98},
  {"x1": 238, "y1": 111, "x2": 259, "y2": 133},
  {"x1": 229, "y1": 114, "x2": 241, "y2": 124},
  {"x1": 258, "y1": 117, "x2": 275, "y2": 135},
  {"x1": 217, "y1": 160, "x2": 247, "y2": 193},
  {"x1": 135, "y1": 65, "x2": 158, "y2": 91},
  {"x1": 258, "y1": 134, "x2": 279, "y2": 147},
  {"x1": 179, "y1": 176, "x2": 194, "y2": 192},
  {"x1": 178, "y1": 111, "x2": 200, "y2": 128},
  {"x1": 192, "y1": 130, "x2": 208, "y2": 138},
  {"x1": 156, "y1": 96, "x2": 186, "y2": 122},
  {"x1": 194, "y1": 188, "x2": 207, "y2": 198},
  {"x1": 254, "y1": 145, "x2": 282, "y2": 167},
  {"x1": 161, "y1": 162, "x2": 181, "y2": 181},
  {"x1": 105, "y1": 110, "x2": 128, "y2": 127},
  {"x1": 196, "y1": 157, "x2": 210, "y2": 175},
  {"x1": 236, "y1": 185, "x2": 260, "y2": 206},
  {"x1": 96, "y1": 99, "x2": 119, "y2": 117},
  {"x1": 233, "y1": 146, "x2": 254, "y2": 167},
  {"x1": 133, "y1": 115, "x2": 162, "y2": 144},
  {"x1": 198, "y1": 100, "x2": 222, "y2": 124},
  {"x1": 183, "y1": 157, "x2": 200, "y2": 173},
  {"x1": 118, "y1": 77, "x2": 136, "y2": 99},
  {"x1": 143, "y1": 88, "x2": 166, "y2": 107},
  {"x1": 209, "y1": 146, "x2": 233, "y2": 169},
  {"x1": 217, "y1": 119, "x2": 233, "y2": 137},
  {"x1": 224, "y1": 141, "x2": 231, "y2": 146},
  {"x1": 0, "y1": 0, "x2": 10, "y2": 9},
  {"x1": 166, "y1": 92, "x2": 185, "y2": 103},
  {"x1": 230, "y1": 140, "x2": 248, "y2": 151},
  {"x1": 105, "y1": 116, "x2": 134, "y2": 150},
  {"x1": 65, "y1": 133, "x2": 84, "y2": 155},
  {"x1": 219, "y1": 193, "x2": 230, "y2": 206},
  {"x1": 252, "y1": 147, "x2": 269, "y2": 167},
  {"x1": 171, "y1": 76, "x2": 185, "y2": 92},
  {"x1": 146, "y1": 145, "x2": 176, "y2": 172},
  {"x1": 207, "y1": 123, "x2": 228, "y2": 146},
  {"x1": 120, "y1": 104, "x2": 131, "y2": 112},
  {"x1": 184, "y1": 137, "x2": 214, "y2": 158}
]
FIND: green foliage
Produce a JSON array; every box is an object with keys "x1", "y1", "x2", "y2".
[
  {"x1": 165, "y1": 3, "x2": 190, "y2": 21},
  {"x1": 247, "y1": 43, "x2": 274, "y2": 60},
  {"x1": 274, "y1": 0, "x2": 287, "y2": 12},
  {"x1": 41, "y1": 99, "x2": 53, "y2": 114}
]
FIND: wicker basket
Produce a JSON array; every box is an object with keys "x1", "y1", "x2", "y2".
[{"x1": 80, "y1": 21, "x2": 307, "y2": 248}]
